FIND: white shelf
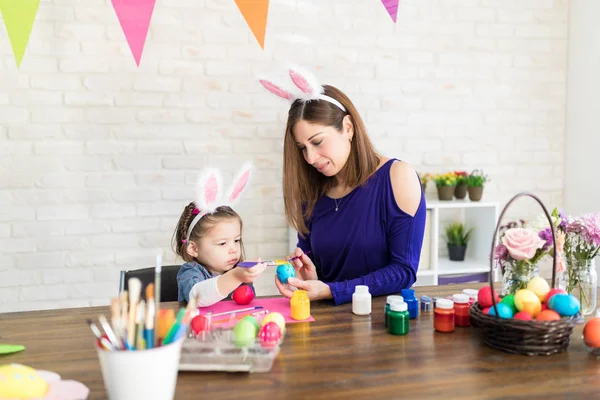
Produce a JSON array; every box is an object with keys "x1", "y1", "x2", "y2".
[
  {"x1": 426, "y1": 199, "x2": 498, "y2": 209},
  {"x1": 417, "y1": 269, "x2": 435, "y2": 277},
  {"x1": 437, "y1": 258, "x2": 490, "y2": 276}
]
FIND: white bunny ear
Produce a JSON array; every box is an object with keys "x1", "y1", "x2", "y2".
[
  {"x1": 289, "y1": 65, "x2": 323, "y2": 100},
  {"x1": 259, "y1": 78, "x2": 296, "y2": 101},
  {"x1": 196, "y1": 168, "x2": 222, "y2": 213},
  {"x1": 226, "y1": 162, "x2": 252, "y2": 206}
]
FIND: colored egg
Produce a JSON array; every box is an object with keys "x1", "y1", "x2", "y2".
[
  {"x1": 500, "y1": 295, "x2": 518, "y2": 314},
  {"x1": 477, "y1": 286, "x2": 499, "y2": 308},
  {"x1": 536, "y1": 309, "x2": 561, "y2": 321},
  {"x1": 541, "y1": 303, "x2": 549, "y2": 311},
  {"x1": 546, "y1": 288, "x2": 567, "y2": 304},
  {"x1": 482, "y1": 307, "x2": 491, "y2": 315},
  {"x1": 258, "y1": 321, "x2": 282, "y2": 349},
  {"x1": 0, "y1": 364, "x2": 48, "y2": 398},
  {"x1": 583, "y1": 318, "x2": 600, "y2": 348},
  {"x1": 513, "y1": 311, "x2": 533, "y2": 321},
  {"x1": 526, "y1": 277, "x2": 551, "y2": 302},
  {"x1": 233, "y1": 319, "x2": 257, "y2": 347},
  {"x1": 241, "y1": 316, "x2": 260, "y2": 335},
  {"x1": 548, "y1": 294, "x2": 580, "y2": 317},
  {"x1": 261, "y1": 312, "x2": 286, "y2": 332},
  {"x1": 232, "y1": 285, "x2": 255, "y2": 305},
  {"x1": 488, "y1": 303, "x2": 514, "y2": 319},
  {"x1": 191, "y1": 314, "x2": 210, "y2": 335},
  {"x1": 514, "y1": 289, "x2": 542, "y2": 317},
  {"x1": 276, "y1": 263, "x2": 296, "y2": 284}
]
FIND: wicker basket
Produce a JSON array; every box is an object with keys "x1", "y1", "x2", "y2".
[{"x1": 469, "y1": 192, "x2": 581, "y2": 356}]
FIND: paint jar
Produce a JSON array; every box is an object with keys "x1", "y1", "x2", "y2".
[
  {"x1": 352, "y1": 285, "x2": 371, "y2": 315},
  {"x1": 462, "y1": 289, "x2": 478, "y2": 306},
  {"x1": 420, "y1": 295, "x2": 432, "y2": 312},
  {"x1": 388, "y1": 301, "x2": 409, "y2": 336},
  {"x1": 385, "y1": 295, "x2": 404, "y2": 327},
  {"x1": 453, "y1": 294, "x2": 471, "y2": 327},
  {"x1": 401, "y1": 289, "x2": 419, "y2": 319},
  {"x1": 434, "y1": 298, "x2": 455, "y2": 333},
  {"x1": 290, "y1": 290, "x2": 311, "y2": 321}
]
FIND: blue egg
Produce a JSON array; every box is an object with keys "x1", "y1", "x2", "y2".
[
  {"x1": 549, "y1": 294, "x2": 580, "y2": 317},
  {"x1": 487, "y1": 303, "x2": 514, "y2": 319},
  {"x1": 276, "y1": 263, "x2": 295, "y2": 284}
]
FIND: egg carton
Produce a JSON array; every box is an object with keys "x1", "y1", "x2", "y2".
[{"x1": 178, "y1": 328, "x2": 282, "y2": 373}]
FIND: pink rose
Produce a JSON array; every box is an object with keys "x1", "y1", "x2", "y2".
[{"x1": 501, "y1": 228, "x2": 545, "y2": 261}]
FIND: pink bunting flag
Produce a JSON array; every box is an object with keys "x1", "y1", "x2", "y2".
[
  {"x1": 381, "y1": 0, "x2": 399, "y2": 23},
  {"x1": 111, "y1": 0, "x2": 156, "y2": 66}
]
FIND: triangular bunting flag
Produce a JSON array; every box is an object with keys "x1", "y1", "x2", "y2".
[
  {"x1": 0, "y1": 0, "x2": 40, "y2": 68},
  {"x1": 111, "y1": 0, "x2": 156, "y2": 66},
  {"x1": 381, "y1": 0, "x2": 399, "y2": 23},
  {"x1": 234, "y1": 0, "x2": 269, "y2": 49}
]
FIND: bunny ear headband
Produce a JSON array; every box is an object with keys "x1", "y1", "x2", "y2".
[
  {"x1": 185, "y1": 162, "x2": 252, "y2": 244},
  {"x1": 259, "y1": 66, "x2": 347, "y2": 112}
]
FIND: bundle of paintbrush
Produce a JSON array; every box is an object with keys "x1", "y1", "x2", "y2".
[{"x1": 88, "y1": 277, "x2": 195, "y2": 351}]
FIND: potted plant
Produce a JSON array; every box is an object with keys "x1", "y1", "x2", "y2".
[
  {"x1": 454, "y1": 171, "x2": 469, "y2": 200},
  {"x1": 466, "y1": 169, "x2": 489, "y2": 201},
  {"x1": 418, "y1": 172, "x2": 430, "y2": 190},
  {"x1": 444, "y1": 222, "x2": 473, "y2": 261},
  {"x1": 431, "y1": 172, "x2": 458, "y2": 201}
]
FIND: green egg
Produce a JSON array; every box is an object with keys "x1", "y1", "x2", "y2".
[
  {"x1": 233, "y1": 319, "x2": 257, "y2": 347},
  {"x1": 241, "y1": 316, "x2": 260, "y2": 335},
  {"x1": 501, "y1": 295, "x2": 518, "y2": 313}
]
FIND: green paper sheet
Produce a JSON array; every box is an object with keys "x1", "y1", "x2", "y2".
[{"x1": 0, "y1": 344, "x2": 25, "y2": 355}]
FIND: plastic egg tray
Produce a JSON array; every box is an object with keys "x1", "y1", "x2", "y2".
[{"x1": 178, "y1": 313, "x2": 284, "y2": 373}]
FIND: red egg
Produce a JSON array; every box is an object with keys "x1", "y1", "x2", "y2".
[
  {"x1": 536, "y1": 310, "x2": 561, "y2": 321},
  {"x1": 258, "y1": 321, "x2": 281, "y2": 348},
  {"x1": 478, "y1": 286, "x2": 499, "y2": 308},
  {"x1": 545, "y1": 288, "x2": 567, "y2": 304},
  {"x1": 541, "y1": 303, "x2": 549, "y2": 311},
  {"x1": 482, "y1": 307, "x2": 491, "y2": 315},
  {"x1": 191, "y1": 314, "x2": 210, "y2": 335},
  {"x1": 513, "y1": 311, "x2": 533, "y2": 321},
  {"x1": 233, "y1": 285, "x2": 255, "y2": 305}
]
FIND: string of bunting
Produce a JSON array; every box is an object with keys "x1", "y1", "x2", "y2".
[{"x1": 0, "y1": 0, "x2": 400, "y2": 68}]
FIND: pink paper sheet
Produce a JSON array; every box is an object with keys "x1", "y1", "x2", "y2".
[{"x1": 199, "y1": 297, "x2": 314, "y2": 323}]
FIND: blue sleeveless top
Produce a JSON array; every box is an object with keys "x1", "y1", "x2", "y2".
[{"x1": 298, "y1": 159, "x2": 426, "y2": 305}]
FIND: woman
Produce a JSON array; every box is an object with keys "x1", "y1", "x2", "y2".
[{"x1": 263, "y1": 71, "x2": 426, "y2": 306}]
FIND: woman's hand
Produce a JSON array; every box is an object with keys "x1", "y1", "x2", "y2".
[
  {"x1": 274, "y1": 276, "x2": 332, "y2": 301},
  {"x1": 287, "y1": 247, "x2": 318, "y2": 281}
]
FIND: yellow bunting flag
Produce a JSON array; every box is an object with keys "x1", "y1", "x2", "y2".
[
  {"x1": 234, "y1": 0, "x2": 269, "y2": 49},
  {"x1": 0, "y1": 0, "x2": 40, "y2": 68}
]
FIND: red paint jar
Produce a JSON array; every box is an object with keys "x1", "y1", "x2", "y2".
[
  {"x1": 453, "y1": 294, "x2": 471, "y2": 327},
  {"x1": 434, "y1": 298, "x2": 455, "y2": 333}
]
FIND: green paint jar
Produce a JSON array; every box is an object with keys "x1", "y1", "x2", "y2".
[
  {"x1": 388, "y1": 301, "x2": 410, "y2": 336},
  {"x1": 385, "y1": 295, "x2": 404, "y2": 328}
]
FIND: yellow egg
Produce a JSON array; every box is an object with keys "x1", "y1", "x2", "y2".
[
  {"x1": 526, "y1": 277, "x2": 551, "y2": 302},
  {"x1": 514, "y1": 289, "x2": 542, "y2": 317},
  {"x1": 261, "y1": 312, "x2": 286, "y2": 332},
  {"x1": 0, "y1": 364, "x2": 48, "y2": 398}
]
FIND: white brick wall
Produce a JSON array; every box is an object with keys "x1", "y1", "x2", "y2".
[{"x1": 0, "y1": 0, "x2": 568, "y2": 312}]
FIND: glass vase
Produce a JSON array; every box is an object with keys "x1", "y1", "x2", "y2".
[
  {"x1": 560, "y1": 257, "x2": 597, "y2": 316},
  {"x1": 502, "y1": 261, "x2": 539, "y2": 296}
]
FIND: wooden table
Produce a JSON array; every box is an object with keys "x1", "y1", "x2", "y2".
[{"x1": 2, "y1": 284, "x2": 600, "y2": 399}]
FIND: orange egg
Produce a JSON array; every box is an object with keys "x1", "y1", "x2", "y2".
[
  {"x1": 583, "y1": 318, "x2": 600, "y2": 348},
  {"x1": 536, "y1": 310, "x2": 561, "y2": 321}
]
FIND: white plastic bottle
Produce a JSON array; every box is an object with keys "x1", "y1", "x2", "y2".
[{"x1": 352, "y1": 285, "x2": 372, "y2": 315}]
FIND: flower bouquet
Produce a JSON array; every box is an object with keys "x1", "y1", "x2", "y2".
[
  {"x1": 431, "y1": 172, "x2": 458, "y2": 201},
  {"x1": 454, "y1": 171, "x2": 469, "y2": 200}
]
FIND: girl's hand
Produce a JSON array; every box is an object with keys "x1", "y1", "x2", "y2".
[
  {"x1": 274, "y1": 276, "x2": 332, "y2": 301},
  {"x1": 287, "y1": 248, "x2": 318, "y2": 281},
  {"x1": 233, "y1": 261, "x2": 267, "y2": 283}
]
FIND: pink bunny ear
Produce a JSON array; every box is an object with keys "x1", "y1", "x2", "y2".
[
  {"x1": 196, "y1": 169, "x2": 222, "y2": 212},
  {"x1": 259, "y1": 79, "x2": 295, "y2": 101},
  {"x1": 226, "y1": 162, "x2": 252, "y2": 206},
  {"x1": 289, "y1": 66, "x2": 323, "y2": 97}
]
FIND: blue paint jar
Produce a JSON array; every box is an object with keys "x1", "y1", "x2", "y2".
[{"x1": 401, "y1": 289, "x2": 419, "y2": 319}]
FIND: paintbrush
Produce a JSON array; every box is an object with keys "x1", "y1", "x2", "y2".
[
  {"x1": 145, "y1": 284, "x2": 155, "y2": 349},
  {"x1": 237, "y1": 251, "x2": 312, "y2": 268},
  {"x1": 126, "y1": 278, "x2": 141, "y2": 349},
  {"x1": 154, "y1": 251, "x2": 162, "y2": 347}
]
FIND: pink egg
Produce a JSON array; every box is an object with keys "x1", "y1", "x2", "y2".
[
  {"x1": 258, "y1": 321, "x2": 281, "y2": 348},
  {"x1": 233, "y1": 285, "x2": 255, "y2": 305}
]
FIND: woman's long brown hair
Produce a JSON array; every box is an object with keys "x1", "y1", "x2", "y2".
[{"x1": 282, "y1": 85, "x2": 380, "y2": 236}]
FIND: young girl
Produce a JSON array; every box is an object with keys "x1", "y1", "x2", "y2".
[{"x1": 173, "y1": 164, "x2": 267, "y2": 306}]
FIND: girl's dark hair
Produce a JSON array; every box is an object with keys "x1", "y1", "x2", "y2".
[{"x1": 172, "y1": 203, "x2": 245, "y2": 263}]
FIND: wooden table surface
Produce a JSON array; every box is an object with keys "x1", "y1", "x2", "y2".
[{"x1": 1, "y1": 283, "x2": 600, "y2": 400}]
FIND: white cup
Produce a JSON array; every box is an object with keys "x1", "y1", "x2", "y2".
[{"x1": 96, "y1": 338, "x2": 183, "y2": 400}]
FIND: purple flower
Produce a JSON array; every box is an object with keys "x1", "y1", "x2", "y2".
[
  {"x1": 494, "y1": 243, "x2": 508, "y2": 261},
  {"x1": 580, "y1": 212, "x2": 600, "y2": 247},
  {"x1": 538, "y1": 227, "x2": 553, "y2": 251}
]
